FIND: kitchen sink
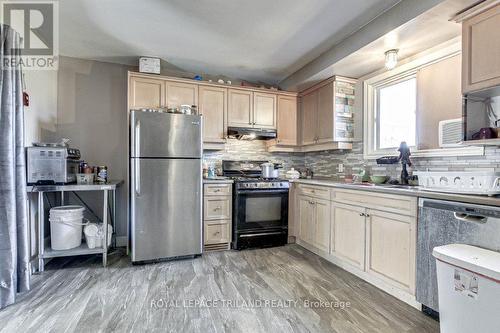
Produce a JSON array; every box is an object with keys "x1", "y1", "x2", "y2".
[{"x1": 344, "y1": 183, "x2": 418, "y2": 190}]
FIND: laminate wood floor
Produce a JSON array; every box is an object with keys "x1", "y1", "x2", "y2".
[{"x1": 0, "y1": 245, "x2": 439, "y2": 333}]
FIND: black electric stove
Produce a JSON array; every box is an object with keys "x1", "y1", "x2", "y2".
[{"x1": 222, "y1": 160, "x2": 289, "y2": 250}]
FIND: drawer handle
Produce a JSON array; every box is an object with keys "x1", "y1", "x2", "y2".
[
  {"x1": 213, "y1": 189, "x2": 221, "y2": 192},
  {"x1": 213, "y1": 206, "x2": 222, "y2": 211},
  {"x1": 214, "y1": 231, "x2": 220, "y2": 235}
]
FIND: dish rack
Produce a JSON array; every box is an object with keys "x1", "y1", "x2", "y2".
[{"x1": 414, "y1": 171, "x2": 500, "y2": 196}]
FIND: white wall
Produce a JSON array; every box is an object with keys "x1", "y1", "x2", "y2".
[
  {"x1": 24, "y1": 56, "x2": 132, "y2": 244},
  {"x1": 23, "y1": 70, "x2": 58, "y2": 145}
]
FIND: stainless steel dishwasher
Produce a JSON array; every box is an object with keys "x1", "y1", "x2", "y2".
[{"x1": 416, "y1": 198, "x2": 500, "y2": 313}]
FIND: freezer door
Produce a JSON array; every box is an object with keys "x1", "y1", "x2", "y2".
[
  {"x1": 130, "y1": 158, "x2": 202, "y2": 262},
  {"x1": 130, "y1": 110, "x2": 202, "y2": 158}
]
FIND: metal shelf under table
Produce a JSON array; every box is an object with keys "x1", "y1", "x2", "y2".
[{"x1": 28, "y1": 180, "x2": 123, "y2": 272}]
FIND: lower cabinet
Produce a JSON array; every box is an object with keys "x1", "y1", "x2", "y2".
[
  {"x1": 293, "y1": 184, "x2": 418, "y2": 305},
  {"x1": 331, "y1": 203, "x2": 366, "y2": 270},
  {"x1": 365, "y1": 209, "x2": 416, "y2": 294},
  {"x1": 297, "y1": 194, "x2": 330, "y2": 253},
  {"x1": 203, "y1": 183, "x2": 232, "y2": 251}
]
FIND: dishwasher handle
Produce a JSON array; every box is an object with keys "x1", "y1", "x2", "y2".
[{"x1": 453, "y1": 212, "x2": 487, "y2": 224}]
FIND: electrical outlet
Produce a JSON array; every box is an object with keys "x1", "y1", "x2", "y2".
[{"x1": 338, "y1": 164, "x2": 344, "y2": 173}]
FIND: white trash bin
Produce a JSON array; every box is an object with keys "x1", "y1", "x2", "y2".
[
  {"x1": 433, "y1": 244, "x2": 500, "y2": 333},
  {"x1": 49, "y1": 206, "x2": 86, "y2": 250}
]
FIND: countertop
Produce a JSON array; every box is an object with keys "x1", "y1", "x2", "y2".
[
  {"x1": 203, "y1": 177, "x2": 234, "y2": 184},
  {"x1": 291, "y1": 178, "x2": 500, "y2": 207},
  {"x1": 27, "y1": 180, "x2": 123, "y2": 192}
]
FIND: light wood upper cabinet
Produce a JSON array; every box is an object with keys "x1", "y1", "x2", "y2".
[
  {"x1": 462, "y1": 3, "x2": 500, "y2": 93},
  {"x1": 166, "y1": 81, "x2": 198, "y2": 109},
  {"x1": 301, "y1": 91, "x2": 318, "y2": 145},
  {"x1": 331, "y1": 202, "x2": 366, "y2": 270},
  {"x1": 416, "y1": 55, "x2": 462, "y2": 150},
  {"x1": 317, "y1": 82, "x2": 334, "y2": 144},
  {"x1": 228, "y1": 89, "x2": 253, "y2": 127},
  {"x1": 129, "y1": 77, "x2": 165, "y2": 109},
  {"x1": 228, "y1": 89, "x2": 277, "y2": 129},
  {"x1": 277, "y1": 96, "x2": 298, "y2": 145},
  {"x1": 199, "y1": 86, "x2": 227, "y2": 143},
  {"x1": 299, "y1": 76, "x2": 355, "y2": 149},
  {"x1": 366, "y1": 209, "x2": 416, "y2": 294},
  {"x1": 253, "y1": 92, "x2": 277, "y2": 129}
]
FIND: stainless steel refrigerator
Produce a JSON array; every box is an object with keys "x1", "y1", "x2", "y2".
[{"x1": 130, "y1": 110, "x2": 202, "y2": 262}]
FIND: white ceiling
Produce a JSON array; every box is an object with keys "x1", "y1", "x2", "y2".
[
  {"x1": 59, "y1": 0, "x2": 402, "y2": 84},
  {"x1": 292, "y1": 0, "x2": 478, "y2": 91}
]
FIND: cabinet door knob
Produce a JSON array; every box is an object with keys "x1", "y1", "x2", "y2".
[{"x1": 359, "y1": 213, "x2": 365, "y2": 217}]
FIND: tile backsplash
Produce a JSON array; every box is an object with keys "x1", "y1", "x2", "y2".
[
  {"x1": 203, "y1": 139, "x2": 305, "y2": 174},
  {"x1": 204, "y1": 139, "x2": 499, "y2": 181},
  {"x1": 305, "y1": 142, "x2": 500, "y2": 180}
]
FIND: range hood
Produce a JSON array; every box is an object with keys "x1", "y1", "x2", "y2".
[{"x1": 227, "y1": 127, "x2": 277, "y2": 140}]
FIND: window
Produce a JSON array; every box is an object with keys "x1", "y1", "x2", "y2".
[
  {"x1": 363, "y1": 43, "x2": 484, "y2": 158},
  {"x1": 376, "y1": 77, "x2": 416, "y2": 149}
]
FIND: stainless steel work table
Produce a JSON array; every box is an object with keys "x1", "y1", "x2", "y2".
[{"x1": 27, "y1": 180, "x2": 123, "y2": 272}]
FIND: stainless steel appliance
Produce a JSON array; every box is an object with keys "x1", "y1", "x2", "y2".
[
  {"x1": 27, "y1": 146, "x2": 81, "y2": 185},
  {"x1": 416, "y1": 198, "x2": 500, "y2": 314},
  {"x1": 222, "y1": 160, "x2": 289, "y2": 250},
  {"x1": 227, "y1": 127, "x2": 277, "y2": 140},
  {"x1": 130, "y1": 110, "x2": 202, "y2": 263}
]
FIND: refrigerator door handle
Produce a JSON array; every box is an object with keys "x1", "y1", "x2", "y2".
[
  {"x1": 134, "y1": 119, "x2": 141, "y2": 157},
  {"x1": 135, "y1": 158, "x2": 141, "y2": 196}
]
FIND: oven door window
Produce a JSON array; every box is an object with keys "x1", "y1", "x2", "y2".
[
  {"x1": 236, "y1": 190, "x2": 288, "y2": 231},
  {"x1": 245, "y1": 196, "x2": 282, "y2": 222}
]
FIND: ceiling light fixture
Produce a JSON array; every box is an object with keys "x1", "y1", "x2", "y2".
[{"x1": 384, "y1": 49, "x2": 399, "y2": 70}]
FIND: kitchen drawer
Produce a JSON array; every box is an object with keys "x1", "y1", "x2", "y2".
[
  {"x1": 297, "y1": 184, "x2": 331, "y2": 200},
  {"x1": 204, "y1": 218, "x2": 229, "y2": 226},
  {"x1": 332, "y1": 189, "x2": 417, "y2": 217},
  {"x1": 204, "y1": 183, "x2": 232, "y2": 196},
  {"x1": 204, "y1": 197, "x2": 231, "y2": 220},
  {"x1": 205, "y1": 223, "x2": 230, "y2": 245}
]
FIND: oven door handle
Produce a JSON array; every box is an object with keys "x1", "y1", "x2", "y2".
[
  {"x1": 236, "y1": 189, "x2": 289, "y2": 194},
  {"x1": 240, "y1": 231, "x2": 285, "y2": 238}
]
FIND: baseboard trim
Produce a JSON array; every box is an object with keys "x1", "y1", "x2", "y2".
[{"x1": 115, "y1": 236, "x2": 128, "y2": 247}]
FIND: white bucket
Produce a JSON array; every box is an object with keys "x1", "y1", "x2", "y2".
[{"x1": 49, "y1": 205, "x2": 86, "y2": 250}]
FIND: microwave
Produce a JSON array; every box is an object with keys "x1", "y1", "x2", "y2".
[{"x1": 26, "y1": 146, "x2": 81, "y2": 185}]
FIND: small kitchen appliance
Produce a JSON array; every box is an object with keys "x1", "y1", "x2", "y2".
[
  {"x1": 27, "y1": 146, "x2": 81, "y2": 185},
  {"x1": 414, "y1": 171, "x2": 500, "y2": 196}
]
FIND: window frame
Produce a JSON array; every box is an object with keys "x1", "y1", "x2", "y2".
[{"x1": 363, "y1": 41, "x2": 484, "y2": 159}]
